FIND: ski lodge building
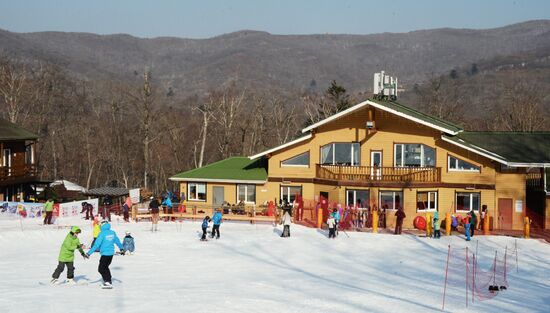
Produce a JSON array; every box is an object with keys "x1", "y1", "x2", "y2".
[{"x1": 171, "y1": 95, "x2": 550, "y2": 232}]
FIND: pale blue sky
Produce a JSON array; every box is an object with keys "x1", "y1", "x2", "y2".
[{"x1": 0, "y1": 0, "x2": 548, "y2": 38}]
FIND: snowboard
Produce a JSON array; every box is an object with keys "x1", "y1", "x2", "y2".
[{"x1": 40, "y1": 279, "x2": 88, "y2": 286}]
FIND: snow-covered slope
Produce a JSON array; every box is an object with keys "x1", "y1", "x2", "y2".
[{"x1": 0, "y1": 216, "x2": 549, "y2": 313}]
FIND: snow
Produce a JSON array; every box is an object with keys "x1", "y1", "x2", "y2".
[
  {"x1": 50, "y1": 179, "x2": 88, "y2": 192},
  {"x1": 1, "y1": 216, "x2": 549, "y2": 313}
]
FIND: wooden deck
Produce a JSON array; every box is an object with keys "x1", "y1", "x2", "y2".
[{"x1": 316, "y1": 164, "x2": 441, "y2": 183}]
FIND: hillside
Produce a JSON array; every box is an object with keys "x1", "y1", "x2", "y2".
[{"x1": 1, "y1": 20, "x2": 550, "y2": 97}]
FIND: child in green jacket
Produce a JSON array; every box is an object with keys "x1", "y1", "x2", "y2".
[{"x1": 51, "y1": 226, "x2": 89, "y2": 284}]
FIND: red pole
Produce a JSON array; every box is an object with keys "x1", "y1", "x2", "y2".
[
  {"x1": 504, "y1": 246, "x2": 508, "y2": 283},
  {"x1": 466, "y1": 247, "x2": 468, "y2": 307},
  {"x1": 472, "y1": 253, "x2": 475, "y2": 304},
  {"x1": 442, "y1": 244, "x2": 451, "y2": 311},
  {"x1": 515, "y1": 239, "x2": 519, "y2": 274}
]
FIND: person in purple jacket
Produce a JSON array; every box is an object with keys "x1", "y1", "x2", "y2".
[{"x1": 87, "y1": 221, "x2": 124, "y2": 289}]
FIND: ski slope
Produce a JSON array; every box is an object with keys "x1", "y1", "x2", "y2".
[{"x1": 0, "y1": 216, "x2": 549, "y2": 313}]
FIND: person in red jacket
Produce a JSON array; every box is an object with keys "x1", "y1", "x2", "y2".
[{"x1": 394, "y1": 207, "x2": 406, "y2": 235}]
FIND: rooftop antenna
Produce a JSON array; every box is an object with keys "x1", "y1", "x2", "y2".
[{"x1": 373, "y1": 71, "x2": 398, "y2": 101}]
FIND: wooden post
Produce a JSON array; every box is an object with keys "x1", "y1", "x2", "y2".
[
  {"x1": 445, "y1": 211, "x2": 451, "y2": 236},
  {"x1": 131, "y1": 204, "x2": 137, "y2": 222},
  {"x1": 483, "y1": 211, "x2": 489, "y2": 234},
  {"x1": 372, "y1": 209, "x2": 379, "y2": 233},
  {"x1": 426, "y1": 213, "x2": 432, "y2": 238},
  {"x1": 317, "y1": 207, "x2": 323, "y2": 228},
  {"x1": 524, "y1": 216, "x2": 530, "y2": 238}
]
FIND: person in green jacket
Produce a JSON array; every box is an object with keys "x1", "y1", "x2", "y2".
[
  {"x1": 43, "y1": 199, "x2": 54, "y2": 225},
  {"x1": 51, "y1": 226, "x2": 89, "y2": 284}
]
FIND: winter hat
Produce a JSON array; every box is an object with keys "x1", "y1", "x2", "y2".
[
  {"x1": 71, "y1": 226, "x2": 81, "y2": 234},
  {"x1": 101, "y1": 219, "x2": 109, "y2": 225},
  {"x1": 125, "y1": 231, "x2": 131, "y2": 236}
]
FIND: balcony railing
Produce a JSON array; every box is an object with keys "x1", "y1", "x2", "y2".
[
  {"x1": 0, "y1": 165, "x2": 37, "y2": 182},
  {"x1": 316, "y1": 164, "x2": 441, "y2": 183}
]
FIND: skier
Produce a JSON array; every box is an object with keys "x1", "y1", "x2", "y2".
[
  {"x1": 122, "y1": 231, "x2": 135, "y2": 254},
  {"x1": 91, "y1": 217, "x2": 102, "y2": 247},
  {"x1": 102, "y1": 195, "x2": 112, "y2": 222},
  {"x1": 122, "y1": 196, "x2": 132, "y2": 222},
  {"x1": 161, "y1": 194, "x2": 173, "y2": 221},
  {"x1": 149, "y1": 196, "x2": 160, "y2": 232},
  {"x1": 211, "y1": 208, "x2": 223, "y2": 239},
  {"x1": 51, "y1": 226, "x2": 89, "y2": 284},
  {"x1": 327, "y1": 214, "x2": 336, "y2": 239},
  {"x1": 43, "y1": 199, "x2": 54, "y2": 225},
  {"x1": 394, "y1": 207, "x2": 406, "y2": 235},
  {"x1": 433, "y1": 217, "x2": 441, "y2": 239},
  {"x1": 201, "y1": 216, "x2": 211, "y2": 241},
  {"x1": 331, "y1": 208, "x2": 341, "y2": 236},
  {"x1": 280, "y1": 206, "x2": 292, "y2": 237},
  {"x1": 469, "y1": 210, "x2": 477, "y2": 237},
  {"x1": 87, "y1": 221, "x2": 124, "y2": 289},
  {"x1": 464, "y1": 213, "x2": 471, "y2": 241}
]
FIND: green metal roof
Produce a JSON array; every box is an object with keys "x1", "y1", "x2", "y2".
[
  {"x1": 444, "y1": 132, "x2": 550, "y2": 164},
  {"x1": 170, "y1": 157, "x2": 267, "y2": 182},
  {"x1": 0, "y1": 118, "x2": 39, "y2": 141},
  {"x1": 368, "y1": 99, "x2": 464, "y2": 134}
]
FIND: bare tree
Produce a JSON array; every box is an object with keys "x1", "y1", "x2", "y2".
[
  {"x1": 496, "y1": 78, "x2": 546, "y2": 131},
  {"x1": 0, "y1": 57, "x2": 27, "y2": 123}
]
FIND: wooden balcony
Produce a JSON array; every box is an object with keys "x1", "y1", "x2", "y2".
[
  {"x1": 0, "y1": 165, "x2": 37, "y2": 184},
  {"x1": 316, "y1": 164, "x2": 441, "y2": 184}
]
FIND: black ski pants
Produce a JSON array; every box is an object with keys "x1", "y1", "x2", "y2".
[
  {"x1": 211, "y1": 224, "x2": 220, "y2": 238},
  {"x1": 44, "y1": 211, "x2": 53, "y2": 225},
  {"x1": 328, "y1": 227, "x2": 336, "y2": 238},
  {"x1": 201, "y1": 227, "x2": 207, "y2": 240},
  {"x1": 98, "y1": 255, "x2": 114, "y2": 283},
  {"x1": 52, "y1": 261, "x2": 74, "y2": 279}
]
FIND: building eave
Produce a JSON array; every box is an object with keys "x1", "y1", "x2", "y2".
[
  {"x1": 248, "y1": 133, "x2": 313, "y2": 160},
  {"x1": 169, "y1": 177, "x2": 266, "y2": 184},
  {"x1": 441, "y1": 136, "x2": 508, "y2": 165}
]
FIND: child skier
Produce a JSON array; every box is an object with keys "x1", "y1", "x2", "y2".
[
  {"x1": 51, "y1": 226, "x2": 89, "y2": 284},
  {"x1": 211, "y1": 208, "x2": 223, "y2": 239},
  {"x1": 91, "y1": 217, "x2": 101, "y2": 247},
  {"x1": 122, "y1": 231, "x2": 135, "y2": 254},
  {"x1": 201, "y1": 216, "x2": 211, "y2": 241},
  {"x1": 433, "y1": 217, "x2": 441, "y2": 239},
  {"x1": 464, "y1": 213, "x2": 471, "y2": 241},
  {"x1": 87, "y1": 221, "x2": 124, "y2": 289},
  {"x1": 331, "y1": 208, "x2": 340, "y2": 236},
  {"x1": 327, "y1": 214, "x2": 336, "y2": 239},
  {"x1": 280, "y1": 207, "x2": 292, "y2": 237}
]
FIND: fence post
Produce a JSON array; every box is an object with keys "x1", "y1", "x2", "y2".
[
  {"x1": 445, "y1": 211, "x2": 451, "y2": 236},
  {"x1": 317, "y1": 207, "x2": 323, "y2": 228},
  {"x1": 483, "y1": 211, "x2": 490, "y2": 234},
  {"x1": 372, "y1": 209, "x2": 379, "y2": 233},
  {"x1": 131, "y1": 204, "x2": 137, "y2": 222},
  {"x1": 524, "y1": 216, "x2": 530, "y2": 238}
]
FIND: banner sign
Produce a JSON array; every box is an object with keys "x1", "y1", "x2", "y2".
[
  {"x1": 129, "y1": 188, "x2": 141, "y2": 204},
  {"x1": 58, "y1": 199, "x2": 99, "y2": 217},
  {"x1": 1, "y1": 198, "x2": 99, "y2": 219}
]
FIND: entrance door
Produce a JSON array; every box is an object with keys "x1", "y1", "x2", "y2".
[
  {"x1": 3, "y1": 149, "x2": 11, "y2": 176},
  {"x1": 371, "y1": 151, "x2": 382, "y2": 179},
  {"x1": 498, "y1": 198, "x2": 513, "y2": 230},
  {"x1": 213, "y1": 186, "x2": 224, "y2": 207}
]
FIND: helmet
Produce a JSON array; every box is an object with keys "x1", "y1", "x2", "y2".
[
  {"x1": 125, "y1": 231, "x2": 131, "y2": 236},
  {"x1": 71, "y1": 226, "x2": 81, "y2": 234},
  {"x1": 101, "y1": 220, "x2": 109, "y2": 225}
]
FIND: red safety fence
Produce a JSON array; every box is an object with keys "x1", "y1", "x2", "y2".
[{"x1": 442, "y1": 241, "x2": 519, "y2": 310}]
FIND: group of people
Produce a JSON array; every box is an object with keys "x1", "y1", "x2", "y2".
[
  {"x1": 51, "y1": 220, "x2": 135, "y2": 289},
  {"x1": 200, "y1": 208, "x2": 223, "y2": 240}
]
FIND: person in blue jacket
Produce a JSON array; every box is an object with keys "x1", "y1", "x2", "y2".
[
  {"x1": 87, "y1": 222, "x2": 124, "y2": 288},
  {"x1": 211, "y1": 208, "x2": 223, "y2": 239},
  {"x1": 162, "y1": 194, "x2": 173, "y2": 221},
  {"x1": 331, "y1": 208, "x2": 341, "y2": 236}
]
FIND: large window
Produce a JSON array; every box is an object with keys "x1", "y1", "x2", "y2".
[
  {"x1": 417, "y1": 191, "x2": 438, "y2": 211},
  {"x1": 188, "y1": 183, "x2": 206, "y2": 201},
  {"x1": 394, "y1": 144, "x2": 435, "y2": 167},
  {"x1": 448, "y1": 155, "x2": 480, "y2": 172},
  {"x1": 321, "y1": 143, "x2": 360, "y2": 166},
  {"x1": 237, "y1": 184, "x2": 256, "y2": 203},
  {"x1": 280, "y1": 186, "x2": 302, "y2": 205},
  {"x1": 379, "y1": 190, "x2": 403, "y2": 211},
  {"x1": 456, "y1": 192, "x2": 480, "y2": 212},
  {"x1": 281, "y1": 151, "x2": 310, "y2": 167},
  {"x1": 346, "y1": 189, "x2": 370, "y2": 208}
]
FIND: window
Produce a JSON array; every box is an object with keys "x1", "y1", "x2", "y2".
[
  {"x1": 25, "y1": 145, "x2": 34, "y2": 165},
  {"x1": 320, "y1": 143, "x2": 360, "y2": 166},
  {"x1": 280, "y1": 186, "x2": 302, "y2": 205},
  {"x1": 188, "y1": 183, "x2": 206, "y2": 201},
  {"x1": 346, "y1": 189, "x2": 370, "y2": 208},
  {"x1": 237, "y1": 184, "x2": 256, "y2": 203},
  {"x1": 379, "y1": 191, "x2": 403, "y2": 211},
  {"x1": 417, "y1": 191, "x2": 438, "y2": 211},
  {"x1": 394, "y1": 144, "x2": 435, "y2": 167},
  {"x1": 448, "y1": 155, "x2": 480, "y2": 172},
  {"x1": 456, "y1": 192, "x2": 480, "y2": 212},
  {"x1": 281, "y1": 151, "x2": 310, "y2": 167}
]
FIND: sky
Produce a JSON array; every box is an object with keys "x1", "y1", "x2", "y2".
[{"x1": 0, "y1": 0, "x2": 549, "y2": 39}]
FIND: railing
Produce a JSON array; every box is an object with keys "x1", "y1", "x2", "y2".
[
  {"x1": 526, "y1": 171, "x2": 544, "y2": 189},
  {"x1": 0, "y1": 165, "x2": 37, "y2": 182},
  {"x1": 316, "y1": 164, "x2": 441, "y2": 183}
]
